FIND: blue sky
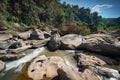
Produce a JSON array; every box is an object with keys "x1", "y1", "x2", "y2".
[{"x1": 60, "y1": 0, "x2": 120, "y2": 18}]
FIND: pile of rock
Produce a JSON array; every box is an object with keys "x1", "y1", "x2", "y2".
[
  {"x1": 0, "y1": 29, "x2": 120, "y2": 79},
  {"x1": 28, "y1": 54, "x2": 120, "y2": 80},
  {"x1": 0, "y1": 29, "x2": 51, "y2": 73},
  {"x1": 27, "y1": 55, "x2": 95, "y2": 80},
  {"x1": 18, "y1": 29, "x2": 51, "y2": 40},
  {"x1": 47, "y1": 33, "x2": 120, "y2": 56},
  {"x1": 0, "y1": 29, "x2": 51, "y2": 62},
  {"x1": 0, "y1": 39, "x2": 30, "y2": 61}
]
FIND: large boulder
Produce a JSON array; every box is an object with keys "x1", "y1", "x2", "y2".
[
  {"x1": 0, "y1": 60, "x2": 5, "y2": 72},
  {"x1": 47, "y1": 33, "x2": 61, "y2": 51},
  {"x1": 28, "y1": 55, "x2": 83, "y2": 80},
  {"x1": 18, "y1": 30, "x2": 32, "y2": 40},
  {"x1": 60, "y1": 34, "x2": 83, "y2": 50},
  {"x1": 30, "y1": 29, "x2": 45, "y2": 40},
  {"x1": 81, "y1": 34, "x2": 120, "y2": 56},
  {"x1": 73, "y1": 52, "x2": 117, "y2": 71}
]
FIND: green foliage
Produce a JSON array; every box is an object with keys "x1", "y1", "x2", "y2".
[
  {"x1": 78, "y1": 24, "x2": 91, "y2": 35},
  {"x1": 98, "y1": 17, "x2": 120, "y2": 31},
  {"x1": 0, "y1": 0, "x2": 119, "y2": 32}
]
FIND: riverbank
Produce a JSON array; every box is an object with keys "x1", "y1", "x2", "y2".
[{"x1": 0, "y1": 29, "x2": 120, "y2": 80}]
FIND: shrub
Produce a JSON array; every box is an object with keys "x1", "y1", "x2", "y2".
[{"x1": 60, "y1": 23, "x2": 91, "y2": 35}]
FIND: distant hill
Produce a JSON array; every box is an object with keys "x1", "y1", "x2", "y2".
[{"x1": 102, "y1": 18, "x2": 116, "y2": 21}]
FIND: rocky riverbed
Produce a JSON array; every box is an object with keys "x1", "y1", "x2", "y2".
[{"x1": 0, "y1": 29, "x2": 120, "y2": 80}]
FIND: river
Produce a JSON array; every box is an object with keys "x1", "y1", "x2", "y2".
[
  {"x1": 0, "y1": 47, "x2": 120, "y2": 80},
  {"x1": 0, "y1": 47, "x2": 78, "y2": 80}
]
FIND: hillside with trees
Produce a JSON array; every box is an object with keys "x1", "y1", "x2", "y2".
[{"x1": 0, "y1": 0, "x2": 119, "y2": 32}]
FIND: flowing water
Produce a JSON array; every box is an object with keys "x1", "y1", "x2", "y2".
[
  {"x1": 0, "y1": 47, "x2": 45, "y2": 80},
  {"x1": 0, "y1": 47, "x2": 120, "y2": 80},
  {"x1": 0, "y1": 47, "x2": 79, "y2": 80}
]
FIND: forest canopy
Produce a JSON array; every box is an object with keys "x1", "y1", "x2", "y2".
[{"x1": 0, "y1": 0, "x2": 119, "y2": 31}]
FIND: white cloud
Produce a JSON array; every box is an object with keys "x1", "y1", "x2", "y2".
[{"x1": 92, "y1": 4, "x2": 112, "y2": 13}]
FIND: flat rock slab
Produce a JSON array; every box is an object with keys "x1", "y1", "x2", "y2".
[{"x1": 61, "y1": 34, "x2": 83, "y2": 50}]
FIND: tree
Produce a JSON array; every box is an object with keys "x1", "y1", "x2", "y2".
[{"x1": 92, "y1": 12, "x2": 102, "y2": 27}]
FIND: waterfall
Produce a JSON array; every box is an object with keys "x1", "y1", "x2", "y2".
[{"x1": 5, "y1": 47, "x2": 45, "y2": 71}]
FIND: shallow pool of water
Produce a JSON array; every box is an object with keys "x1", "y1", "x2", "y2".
[
  {"x1": 0, "y1": 48, "x2": 120, "y2": 80},
  {"x1": 0, "y1": 48, "x2": 75, "y2": 80}
]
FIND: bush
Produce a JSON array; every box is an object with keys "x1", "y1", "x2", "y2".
[
  {"x1": 60, "y1": 23, "x2": 91, "y2": 35},
  {"x1": 79, "y1": 26, "x2": 91, "y2": 35}
]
